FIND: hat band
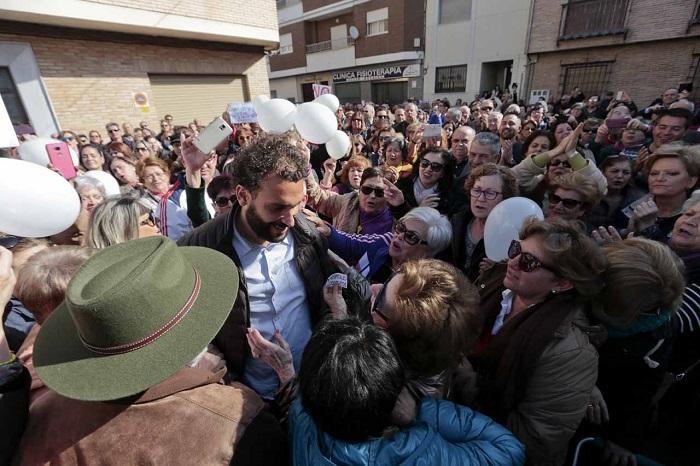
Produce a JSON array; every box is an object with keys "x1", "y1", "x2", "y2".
[{"x1": 79, "y1": 268, "x2": 202, "y2": 356}]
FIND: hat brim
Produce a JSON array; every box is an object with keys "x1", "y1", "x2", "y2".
[{"x1": 34, "y1": 246, "x2": 238, "y2": 401}]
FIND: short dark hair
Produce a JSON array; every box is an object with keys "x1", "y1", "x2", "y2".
[
  {"x1": 231, "y1": 134, "x2": 308, "y2": 193},
  {"x1": 656, "y1": 108, "x2": 693, "y2": 129},
  {"x1": 522, "y1": 130, "x2": 556, "y2": 156},
  {"x1": 360, "y1": 166, "x2": 384, "y2": 185},
  {"x1": 207, "y1": 174, "x2": 235, "y2": 200},
  {"x1": 299, "y1": 318, "x2": 404, "y2": 442}
]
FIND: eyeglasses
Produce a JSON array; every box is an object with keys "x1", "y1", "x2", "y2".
[
  {"x1": 0, "y1": 235, "x2": 21, "y2": 250},
  {"x1": 107, "y1": 129, "x2": 120, "y2": 133},
  {"x1": 360, "y1": 185, "x2": 385, "y2": 197},
  {"x1": 471, "y1": 187, "x2": 502, "y2": 200},
  {"x1": 371, "y1": 275, "x2": 392, "y2": 322},
  {"x1": 62, "y1": 136, "x2": 75, "y2": 141},
  {"x1": 377, "y1": 115, "x2": 389, "y2": 119},
  {"x1": 548, "y1": 192, "x2": 583, "y2": 209},
  {"x1": 394, "y1": 220, "x2": 428, "y2": 246},
  {"x1": 136, "y1": 147, "x2": 149, "y2": 152},
  {"x1": 549, "y1": 159, "x2": 572, "y2": 168},
  {"x1": 508, "y1": 240, "x2": 558, "y2": 274},
  {"x1": 481, "y1": 107, "x2": 494, "y2": 112},
  {"x1": 419, "y1": 159, "x2": 444, "y2": 172},
  {"x1": 582, "y1": 128, "x2": 598, "y2": 134},
  {"x1": 214, "y1": 195, "x2": 235, "y2": 207}
]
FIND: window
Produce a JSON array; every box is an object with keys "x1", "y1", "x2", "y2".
[
  {"x1": 561, "y1": 0, "x2": 629, "y2": 39},
  {"x1": 439, "y1": 0, "x2": 472, "y2": 24},
  {"x1": 366, "y1": 8, "x2": 389, "y2": 36},
  {"x1": 435, "y1": 65, "x2": 467, "y2": 93},
  {"x1": 0, "y1": 67, "x2": 29, "y2": 126},
  {"x1": 279, "y1": 33, "x2": 293, "y2": 55},
  {"x1": 560, "y1": 61, "x2": 613, "y2": 98}
]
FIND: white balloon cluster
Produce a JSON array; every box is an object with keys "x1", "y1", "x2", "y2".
[{"x1": 253, "y1": 93, "x2": 350, "y2": 160}]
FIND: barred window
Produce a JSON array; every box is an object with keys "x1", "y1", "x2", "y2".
[
  {"x1": 561, "y1": 0, "x2": 629, "y2": 39},
  {"x1": 560, "y1": 61, "x2": 613, "y2": 98},
  {"x1": 435, "y1": 65, "x2": 467, "y2": 93},
  {"x1": 367, "y1": 8, "x2": 389, "y2": 36}
]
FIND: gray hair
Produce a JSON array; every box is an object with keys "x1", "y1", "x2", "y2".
[
  {"x1": 87, "y1": 195, "x2": 152, "y2": 249},
  {"x1": 74, "y1": 176, "x2": 107, "y2": 197},
  {"x1": 401, "y1": 207, "x2": 452, "y2": 255},
  {"x1": 404, "y1": 103, "x2": 417, "y2": 112},
  {"x1": 446, "y1": 107, "x2": 462, "y2": 121},
  {"x1": 472, "y1": 132, "x2": 501, "y2": 155},
  {"x1": 683, "y1": 191, "x2": 700, "y2": 212}
]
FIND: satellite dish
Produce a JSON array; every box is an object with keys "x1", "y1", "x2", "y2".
[{"x1": 349, "y1": 26, "x2": 360, "y2": 40}]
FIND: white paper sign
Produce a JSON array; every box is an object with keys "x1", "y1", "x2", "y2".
[
  {"x1": 227, "y1": 102, "x2": 257, "y2": 124},
  {"x1": 313, "y1": 84, "x2": 332, "y2": 98},
  {"x1": 324, "y1": 273, "x2": 348, "y2": 289},
  {"x1": 0, "y1": 96, "x2": 19, "y2": 148}
]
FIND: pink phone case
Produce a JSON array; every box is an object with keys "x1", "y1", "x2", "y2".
[{"x1": 46, "y1": 142, "x2": 77, "y2": 180}]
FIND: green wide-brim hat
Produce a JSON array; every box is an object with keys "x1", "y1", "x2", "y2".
[{"x1": 34, "y1": 236, "x2": 238, "y2": 401}]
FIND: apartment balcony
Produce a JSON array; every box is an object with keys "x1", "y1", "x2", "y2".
[{"x1": 305, "y1": 36, "x2": 356, "y2": 73}]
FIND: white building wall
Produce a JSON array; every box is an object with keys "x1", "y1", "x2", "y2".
[{"x1": 423, "y1": 0, "x2": 530, "y2": 103}]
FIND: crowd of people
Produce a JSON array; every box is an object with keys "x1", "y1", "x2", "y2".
[{"x1": 2, "y1": 83, "x2": 700, "y2": 466}]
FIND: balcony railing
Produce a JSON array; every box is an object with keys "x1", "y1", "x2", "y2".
[
  {"x1": 305, "y1": 36, "x2": 353, "y2": 54},
  {"x1": 560, "y1": 0, "x2": 629, "y2": 39}
]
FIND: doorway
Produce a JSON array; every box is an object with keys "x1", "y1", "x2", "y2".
[
  {"x1": 371, "y1": 81, "x2": 406, "y2": 105},
  {"x1": 479, "y1": 60, "x2": 513, "y2": 95}
]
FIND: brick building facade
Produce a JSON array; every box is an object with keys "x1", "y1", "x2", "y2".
[
  {"x1": 524, "y1": 0, "x2": 700, "y2": 106},
  {"x1": 0, "y1": 0, "x2": 278, "y2": 137},
  {"x1": 269, "y1": 0, "x2": 425, "y2": 104}
]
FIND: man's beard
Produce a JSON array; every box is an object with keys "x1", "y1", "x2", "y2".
[
  {"x1": 501, "y1": 128, "x2": 516, "y2": 140},
  {"x1": 246, "y1": 203, "x2": 289, "y2": 243}
]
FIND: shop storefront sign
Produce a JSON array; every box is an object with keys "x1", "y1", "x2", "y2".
[{"x1": 332, "y1": 64, "x2": 420, "y2": 83}]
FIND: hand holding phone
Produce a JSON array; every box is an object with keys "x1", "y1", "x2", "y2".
[
  {"x1": 46, "y1": 143, "x2": 77, "y2": 180},
  {"x1": 193, "y1": 117, "x2": 233, "y2": 154}
]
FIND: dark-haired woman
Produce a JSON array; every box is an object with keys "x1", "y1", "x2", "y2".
[
  {"x1": 588, "y1": 155, "x2": 647, "y2": 230},
  {"x1": 395, "y1": 148, "x2": 454, "y2": 215}
]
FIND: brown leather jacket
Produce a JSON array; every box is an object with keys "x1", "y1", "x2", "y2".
[{"x1": 13, "y1": 368, "x2": 281, "y2": 466}]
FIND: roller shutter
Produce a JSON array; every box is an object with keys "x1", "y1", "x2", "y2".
[{"x1": 149, "y1": 74, "x2": 246, "y2": 124}]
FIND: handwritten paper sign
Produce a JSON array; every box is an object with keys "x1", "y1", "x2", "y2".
[
  {"x1": 313, "y1": 84, "x2": 332, "y2": 98},
  {"x1": 227, "y1": 103, "x2": 257, "y2": 124}
]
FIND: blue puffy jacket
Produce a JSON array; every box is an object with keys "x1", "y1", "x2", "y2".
[{"x1": 290, "y1": 397, "x2": 525, "y2": 465}]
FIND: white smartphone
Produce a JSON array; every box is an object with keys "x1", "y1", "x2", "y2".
[{"x1": 193, "y1": 117, "x2": 233, "y2": 154}]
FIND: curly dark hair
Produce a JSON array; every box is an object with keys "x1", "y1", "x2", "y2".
[{"x1": 230, "y1": 134, "x2": 309, "y2": 193}]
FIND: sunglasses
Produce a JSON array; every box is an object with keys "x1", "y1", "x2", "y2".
[
  {"x1": 377, "y1": 115, "x2": 389, "y2": 119},
  {"x1": 371, "y1": 274, "x2": 393, "y2": 322},
  {"x1": 136, "y1": 147, "x2": 149, "y2": 152},
  {"x1": 481, "y1": 107, "x2": 493, "y2": 112},
  {"x1": 214, "y1": 195, "x2": 235, "y2": 207},
  {"x1": 0, "y1": 235, "x2": 21, "y2": 250},
  {"x1": 360, "y1": 185, "x2": 385, "y2": 197},
  {"x1": 419, "y1": 159, "x2": 444, "y2": 172},
  {"x1": 548, "y1": 192, "x2": 582, "y2": 209},
  {"x1": 582, "y1": 128, "x2": 598, "y2": 134},
  {"x1": 394, "y1": 221, "x2": 428, "y2": 246},
  {"x1": 107, "y1": 129, "x2": 120, "y2": 133},
  {"x1": 508, "y1": 240, "x2": 558, "y2": 274},
  {"x1": 549, "y1": 159, "x2": 572, "y2": 168}
]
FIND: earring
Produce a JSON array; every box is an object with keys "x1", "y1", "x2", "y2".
[{"x1": 550, "y1": 289, "x2": 557, "y2": 294}]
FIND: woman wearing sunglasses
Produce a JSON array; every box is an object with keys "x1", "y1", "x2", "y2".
[
  {"x1": 306, "y1": 206, "x2": 451, "y2": 284},
  {"x1": 512, "y1": 123, "x2": 607, "y2": 207},
  {"x1": 546, "y1": 171, "x2": 603, "y2": 225},
  {"x1": 468, "y1": 218, "x2": 608, "y2": 465},
  {"x1": 450, "y1": 164, "x2": 519, "y2": 281},
  {"x1": 305, "y1": 167, "x2": 394, "y2": 235},
  {"x1": 394, "y1": 148, "x2": 455, "y2": 215}
]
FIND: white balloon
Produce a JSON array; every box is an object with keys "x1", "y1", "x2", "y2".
[
  {"x1": 294, "y1": 102, "x2": 337, "y2": 144},
  {"x1": 253, "y1": 95, "x2": 270, "y2": 112},
  {"x1": 18, "y1": 138, "x2": 62, "y2": 167},
  {"x1": 483, "y1": 197, "x2": 545, "y2": 261},
  {"x1": 0, "y1": 159, "x2": 81, "y2": 237},
  {"x1": 257, "y1": 98, "x2": 296, "y2": 134},
  {"x1": 83, "y1": 170, "x2": 121, "y2": 196},
  {"x1": 313, "y1": 94, "x2": 340, "y2": 112},
  {"x1": 326, "y1": 130, "x2": 351, "y2": 160}
]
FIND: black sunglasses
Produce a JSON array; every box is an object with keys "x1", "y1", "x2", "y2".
[
  {"x1": 0, "y1": 235, "x2": 21, "y2": 250},
  {"x1": 419, "y1": 159, "x2": 444, "y2": 172},
  {"x1": 548, "y1": 192, "x2": 582, "y2": 209},
  {"x1": 214, "y1": 195, "x2": 235, "y2": 207},
  {"x1": 508, "y1": 240, "x2": 558, "y2": 274},
  {"x1": 582, "y1": 128, "x2": 598, "y2": 134},
  {"x1": 377, "y1": 115, "x2": 389, "y2": 119},
  {"x1": 360, "y1": 186, "x2": 385, "y2": 197},
  {"x1": 549, "y1": 159, "x2": 571, "y2": 168},
  {"x1": 394, "y1": 221, "x2": 428, "y2": 246},
  {"x1": 371, "y1": 274, "x2": 394, "y2": 322}
]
